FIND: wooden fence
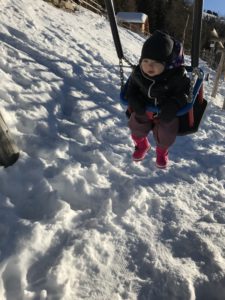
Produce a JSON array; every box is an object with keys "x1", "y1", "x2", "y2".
[
  {"x1": 44, "y1": 0, "x2": 104, "y2": 15},
  {"x1": 77, "y1": 0, "x2": 105, "y2": 15}
]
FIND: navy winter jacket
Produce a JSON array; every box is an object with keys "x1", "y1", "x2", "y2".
[{"x1": 125, "y1": 65, "x2": 190, "y2": 122}]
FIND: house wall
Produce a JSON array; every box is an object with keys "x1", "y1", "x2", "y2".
[{"x1": 120, "y1": 20, "x2": 149, "y2": 35}]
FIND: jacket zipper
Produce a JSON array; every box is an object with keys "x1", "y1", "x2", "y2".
[{"x1": 140, "y1": 68, "x2": 157, "y2": 106}]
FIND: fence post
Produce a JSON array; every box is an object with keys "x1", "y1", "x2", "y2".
[
  {"x1": 211, "y1": 50, "x2": 225, "y2": 98},
  {"x1": 223, "y1": 97, "x2": 225, "y2": 110}
]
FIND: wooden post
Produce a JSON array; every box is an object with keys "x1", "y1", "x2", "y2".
[
  {"x1": 182, "y1": 13, "x2": 189, "y2": 46},
  {"x1": 223, "y1": 97, "x2": 225, "y2": 110},
  {"x1": 211, "y1": 50, "x2": 225, "y2": 98},
  {"x1": 0, "y1": 112, "x2": 19, "y2": 168}
]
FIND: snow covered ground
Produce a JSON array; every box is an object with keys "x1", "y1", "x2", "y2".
[{"x1": 0, "y1": 0, "x2": 225, "y2": 299}]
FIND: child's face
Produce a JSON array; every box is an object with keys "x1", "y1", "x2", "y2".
[{"x1": 141, "y1": 58, "x2": 165, "y2": 77}]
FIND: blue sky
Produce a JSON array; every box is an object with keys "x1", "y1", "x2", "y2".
[{"x1": 203, "y1": 0, "x2": 225, "y2": 16}]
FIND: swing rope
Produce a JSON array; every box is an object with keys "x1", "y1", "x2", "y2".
[
  {"x1": 103, "y1": 0, "x2": 135, "y2": 89},
  {"x1": 187, "y1": 0, "x2": 204, "y2": 103}
]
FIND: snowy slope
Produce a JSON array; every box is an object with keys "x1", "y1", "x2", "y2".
[{"x1": 0, "y1": 1, "x2": 225, "y2": 299}]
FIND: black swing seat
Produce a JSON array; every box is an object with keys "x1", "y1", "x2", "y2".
[{"x1": 120, "y1": 66, "x2": 207, "y2": 135}]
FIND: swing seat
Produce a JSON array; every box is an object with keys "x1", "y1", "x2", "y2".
[
  {"x1": 178, "y1": 94, "x2": 207, "y2": 135},
  {"x1": 120, "y1": 66, "x2": 207, "y2": 135}
]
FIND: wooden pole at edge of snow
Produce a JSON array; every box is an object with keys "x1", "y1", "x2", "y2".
[{"x1": 211, "y1": 50, "x2": 225, "y2": 100}]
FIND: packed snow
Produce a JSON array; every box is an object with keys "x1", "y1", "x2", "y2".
[{"x1": 0, "y1": 0, "x2": 225, "y2": 299}]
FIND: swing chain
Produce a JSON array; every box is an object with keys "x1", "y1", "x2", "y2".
[
  {"x1": 188, "y1": 67, "x2": 203, "y2": 103},
  {"x1": 119, "y1": 57, "x2": 135, "y2": 90},
  {"x1": 119, "y1": 59, "x2": 125, "y2": 89}
]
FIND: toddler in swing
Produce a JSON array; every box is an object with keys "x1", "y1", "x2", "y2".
[{"x1": 125, "y1": 30, "x2": 190, "y2": 168}]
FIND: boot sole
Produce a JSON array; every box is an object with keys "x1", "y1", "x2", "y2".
[
  {"x1": 132, "y1": 145, "x2": 151, "y2": 162},
  {"x1": 156, "y1": 162, "x2": 168, "y2": 169}
]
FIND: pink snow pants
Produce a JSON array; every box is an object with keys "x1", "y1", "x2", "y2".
[{"x1": 128, "y1": 112, "x2": 179, "y2": 149}]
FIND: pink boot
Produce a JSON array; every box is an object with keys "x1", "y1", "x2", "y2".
[
  {"x1": 131, "y1": 135, "x2": 151, "y2": 161},
  {"x1": 156, "y1": 147, "x2": 169, "y2": 168}
]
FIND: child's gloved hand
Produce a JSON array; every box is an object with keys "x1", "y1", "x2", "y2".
[{"x1": 159, "y1": 102, "x2": 178, "y2": 122}]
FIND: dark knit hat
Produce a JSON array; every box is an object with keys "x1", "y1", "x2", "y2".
[{"x1": 141, "y1": 30, "x2": 174, "y2": 63}]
